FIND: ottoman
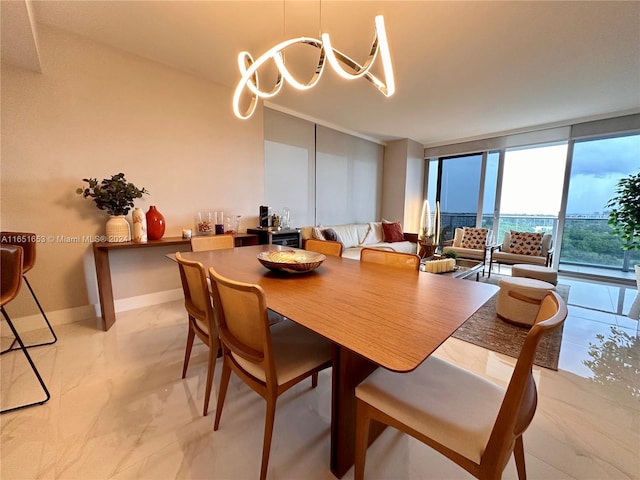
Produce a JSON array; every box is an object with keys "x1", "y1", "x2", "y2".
[
  {"x1": 512, "y1": 264, "x2": 558, "y2": 285},
  {"x1": 496, "y1": 277, "x2": 556, "y2": 327}
]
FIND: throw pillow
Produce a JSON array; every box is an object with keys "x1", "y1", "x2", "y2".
[
  {"x1": 382, "y1": 222, "x2": 405, "y2": 243},
  {"x1": 508, "y1": 231, "x2": 544, "y2": 255},
  {"x1": 322, "y1": 228, "x2": 340, "y2": 243},
  {"x1": 460, "y1": 228, "x2": 488, "y2": 249},
  {"x1": 311, "y1": 227, "x2": 326, "y2": 240}
]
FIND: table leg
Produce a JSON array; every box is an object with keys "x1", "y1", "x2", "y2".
[
  {"x1": 330, "y1": 345, "x2": 385, "y2": 478},
  {"x1": 92, "y1": 245, "x2": 116, "y2": 331}
]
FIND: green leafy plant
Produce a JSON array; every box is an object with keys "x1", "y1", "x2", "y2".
[
  {"x1": 77, "y1": 173, "x2": 149, "y2": 216},
  {"x1": 606, "y1": 171, "x2": 640, "y2": 251},
  {"x1": 442, "y1": 250, "x2": 458, "y2": 259}
]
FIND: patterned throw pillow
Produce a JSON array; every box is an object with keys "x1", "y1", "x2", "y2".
[
  {"x1": 508, "y1": 231, "x2": 544, "y2": 255},
  {"x1": 382, "y1": 222, "x2": 405, "y2": 243},
  {"x1": 311, "y1": 227, "x2": 326, "y2": 240},
  {"x1": 460, "y1": 228, "x2": 488, "y2": 249}
]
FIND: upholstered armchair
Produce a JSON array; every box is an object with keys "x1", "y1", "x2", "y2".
[
  {"x1": 488, "y1": 231, "x2": 553, "y2": 277},
  {"x1": 441, "y1": 227, "x2": 488, "y2": 266}
]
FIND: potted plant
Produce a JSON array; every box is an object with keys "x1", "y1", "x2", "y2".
[
  {"x1": 77, "y1": 173, "x2": 149, "y2": 242},
  {"x1": 606, "y1": 171, "x2": 640, "y2": 318}
]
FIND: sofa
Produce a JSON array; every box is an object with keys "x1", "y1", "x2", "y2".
[{"x1": 300, "y1": 222, "x2": 418, "y2": 260}]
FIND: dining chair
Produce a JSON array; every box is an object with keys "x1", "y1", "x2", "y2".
[
  {"x1": 175, "y1": 252, "x2": 220, "y2": 416},
  {"x1": 208, "y1": 266, "x2": 333, "y2": 480},
  {"x1": 354, "y1": 291, "x2": 567, "y2": 480},
  {"x1": 360, "y1": 247, "x2": 421, "y2": 270},
  {"x1": 1, "y1": 245, "x2": 51, "y2": 414},
  {"x1": 0, "y1": 231, "x2": 57, "y2": 353},
  {"x1": 190, "y1": 234, "x2": 235, "y2": 252},
  {"x1": 304, "y1": 238, "x2": 344, "y2": 257}
]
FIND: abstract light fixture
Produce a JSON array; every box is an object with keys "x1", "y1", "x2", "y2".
[{"x1": 232, "y1": 14, "x2": 395, "y2": 120}]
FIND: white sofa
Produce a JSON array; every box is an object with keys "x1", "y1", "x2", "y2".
[{"x1": 300, "y1": 222, "x2": 418, "y2": 260}]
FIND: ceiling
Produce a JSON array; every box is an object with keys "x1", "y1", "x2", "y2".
[{"x1": 3, "y1": 1, "x2": 640, "y2": 146}]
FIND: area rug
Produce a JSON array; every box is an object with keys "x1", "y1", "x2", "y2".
[{"x1": 451, "y1": 275, "x2": 570, "y2": 370}]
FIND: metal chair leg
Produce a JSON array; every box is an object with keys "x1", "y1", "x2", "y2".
[
  {"x1": 0, "y1": 306, "x2": 51, "y2": 414},
  {"x1": 0, "y1": 275, "x2": 57, "y2": 354}
]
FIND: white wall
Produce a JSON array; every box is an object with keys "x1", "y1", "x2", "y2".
[
  {"x1": 382, "y1": 138, "x2": 425, "y2": 232},
  {"x1": 1, "y1": 24, "x2": 264, "y2": 323}
]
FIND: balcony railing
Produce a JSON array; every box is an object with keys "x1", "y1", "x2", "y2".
[{"x1": 440, "y1": 213, "x2": 639, "y2": 279}]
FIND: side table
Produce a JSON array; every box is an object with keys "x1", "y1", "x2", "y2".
[{"x1": 247, "y1": 227, "x2": 301, "y2": 248}]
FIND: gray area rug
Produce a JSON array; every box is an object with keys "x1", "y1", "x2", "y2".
[{"x1": 451, "y1": 275, "x2": 570, "y2": 370}]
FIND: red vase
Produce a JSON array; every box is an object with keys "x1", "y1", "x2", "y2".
[{"x1": 146, "y1": 206, "x2": 165, "y2": 240}]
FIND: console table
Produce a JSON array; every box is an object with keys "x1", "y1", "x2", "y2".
[{"x1": 93, "y1": 234, "x2": 258, "y2": 331}]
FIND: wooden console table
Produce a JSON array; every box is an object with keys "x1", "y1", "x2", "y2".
[{"x1": 92, "y1": 234, "x2": 258, "y2": 331}]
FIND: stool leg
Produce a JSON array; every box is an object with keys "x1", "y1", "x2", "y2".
[
  {"x1": 0, "y1": 275, "x2": 57, "y2": 354},
  {"x1": 1, "y1": 307, "x2": 51, "y2": 414}
]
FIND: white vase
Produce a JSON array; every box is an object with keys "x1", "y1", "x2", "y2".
[
  {"x1": 131, "y1": 208, "x2": 147, "y2": 243},
  {"x1": 105, "y1": 215, "x2": 131, "y2": 242},
  {"x1": 628, "y1": 264, "x2": 640, "y2": 320}
]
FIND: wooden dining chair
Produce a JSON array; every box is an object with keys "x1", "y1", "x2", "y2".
[
  {"x1": 0, "y1": 231, "x2": 57, "y2": 353},
  {"x1": 354, "y1": 291, "x2": 567, "y2": 480},
  {"x1": 208, "y1": 266, "x2": 333, "y2": 480},
  {"x1": 175, "y1": 252, "x2": 220, "y2": 416},
  {"x1": 304, "y1": 238, "x2": 344, "y2": 257},
  {"x1": 190, "y1": 234, "x2": 235, "y2": 252},
  {"x1": 360, "y1": 247, "x2": 421, "y2": 270},
  {"x1": 1, "y1": 245, "x2": 51, "y2": 414}
]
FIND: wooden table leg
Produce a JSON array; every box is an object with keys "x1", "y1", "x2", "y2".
[
  {"x1": 330, "y1": 345, "x2": 385, "y2": 478},
  {"x1": 92, "y1": 244, "x2": 116, "y2": 331}
]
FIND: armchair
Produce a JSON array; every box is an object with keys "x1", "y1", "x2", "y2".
[
  {"x1": 441, "y1": 227, "x2": 488, "y2": 268},
  {"x1": 488, "y1": 231, "x2": 553, "y2": 278}
]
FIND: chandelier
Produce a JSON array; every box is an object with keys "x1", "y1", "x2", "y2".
[{"x1": 232, "y1": 15, "x2": 395, "y2": 120}]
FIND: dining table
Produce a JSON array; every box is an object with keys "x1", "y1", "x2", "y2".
[{"x1": 173, "y1": 244, "x2": 498, "y2": 478}]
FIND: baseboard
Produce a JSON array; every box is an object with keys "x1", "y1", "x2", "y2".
[
  {"x1": 113, "y1": 288, "x2": 183, "y2": 313},
  {"x1": 6, "y1": 289, "x2": 183, "y2": 332}
]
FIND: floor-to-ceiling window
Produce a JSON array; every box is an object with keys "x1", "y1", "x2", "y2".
[
  {"x1": 424, "y1": 115, "x2": 640, "y2": 282},
  {"x1": 438, "y1": 153, "x2": 484, "y2": 243},
  {"x1": 496, "y1": 143, "x2": 568, "y2": 241},
  {"x1": 560, "y1": 133, "x2": 640, "y2": 274}
]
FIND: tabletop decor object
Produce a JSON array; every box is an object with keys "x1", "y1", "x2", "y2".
[
  {"x1": 131, "y1": 207, "x2": 147, "y2": 243},
  {"x1": 195, "y1": 211, "x2": 214, "y2": 235},
  {"x1": 257, "y1": 250, "x2": 325, "y2": 273},
  {"x1": 146, "y1": 206, "x2": 165, "y2": 240},
  {"x1": 77, "y1": 173, "x2": 148, "y2": 242}
]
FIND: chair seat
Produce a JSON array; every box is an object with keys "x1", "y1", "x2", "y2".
[
  {"x1": 356, "y1": 355, "x2": 504, "y2": 463},
  {"x1": 442, "y1": 246, "x2": 485, "y2": 261},
  {"x1": 233, "y1": 319, "x2": 332, "y2": 386},
  {"x1": 491, "y1": 251, "x2": 546, "y2": 266}
]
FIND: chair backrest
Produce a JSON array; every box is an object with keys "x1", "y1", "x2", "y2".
[
  {"x1": 208, "y1": 266, "x2": 277, "y2": 384},
  {"x1": 305, "y1": 238, "x2": 343, "y2": 257},
  {"x1": 452, "y1": 227, "x2": 489, "y2": 250},
  {"x1": 360, "y1": 248, "x2": 421, "y2": 270},
  {"x1": 175, "y1": 252, "x2": 216, "y2": 335},
  {"x1": 1, "y1": 245, "x2": 24, "y2": 307},
  {"x1": 500, "y1": 231, "x2": 552, "y2": 256},
  {"x1": 1, "y1": 231, "x2": 36, "y2": 273},
  {"x1": 483, "y1": 291, "x2": 567, "y2": 473},
  {"x1": 190, "y1": 234, "x2": 235, "y2": 252}
]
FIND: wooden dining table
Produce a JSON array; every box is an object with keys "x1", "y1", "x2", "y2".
[{"x1": 174, "y1": 244, "x2": 498, "y2": 478}]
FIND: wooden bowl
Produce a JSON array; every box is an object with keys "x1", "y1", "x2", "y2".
[{"x1": 257, "y1": 250, "x2": 326, "y2": 273}]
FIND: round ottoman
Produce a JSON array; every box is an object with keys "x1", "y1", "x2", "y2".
[
  {"x1": 496, "y1": 277, "x2": 556, "y2": 327},
  {"x1": 511, "y1": 264, "x2": 558, "y2": 285}
]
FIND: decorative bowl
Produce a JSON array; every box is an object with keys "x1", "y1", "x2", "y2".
[{"x1": 257, "y1": 250, "x2": 326, "y2": 273}]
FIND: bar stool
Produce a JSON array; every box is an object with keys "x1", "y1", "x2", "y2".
[
  {"x1": 0, "y1": 232, "x2": 57, "y2": 353},
  {"x1": 1, "y1": 245, "x2": 51, "y2": 414}
]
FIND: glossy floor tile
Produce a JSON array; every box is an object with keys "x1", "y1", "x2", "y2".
[{"x1": 1, "y1": 275, "x2": 639, "y2": 479}]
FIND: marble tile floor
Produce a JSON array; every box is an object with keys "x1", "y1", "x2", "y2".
[{"x1": 1, "y1": 276, "x2": 639, "y2": 480}]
